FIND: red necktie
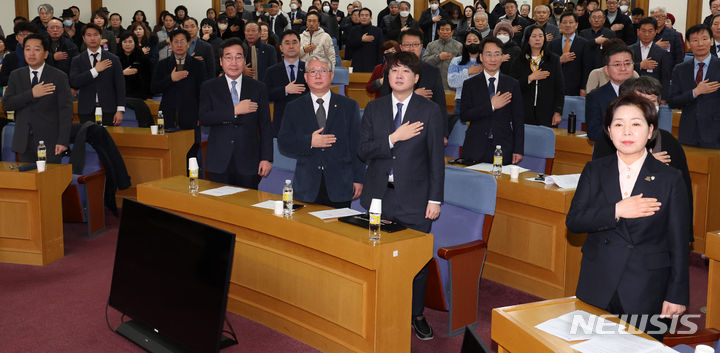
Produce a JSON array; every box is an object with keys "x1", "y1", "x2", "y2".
[{"x1": 696, "y1": 62, "x2": 705, "y2": 85}]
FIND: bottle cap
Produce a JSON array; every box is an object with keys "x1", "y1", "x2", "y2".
[
  {"x1": 496, "y1": 145, "x2": 501, "y2": 149},
  {"x1": 694, "y1": 345, "x2": 715, "y2": 353},
  {"x1": 39, "y1": 140, "x2": 44, "y2": 144},
  {"x1": 188, "y1": 157, "x2": 199, "y2": 171},
  {"x1": 285, "y1": 179, "x2": 291, "y2": 184},
  {"x1": 369, "y1": 198, "x2": 382, "y2": 213}
]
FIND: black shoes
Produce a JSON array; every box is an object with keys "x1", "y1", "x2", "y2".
[{"x1": 412, "y1": 316, "x2": 434, "y2": 340}]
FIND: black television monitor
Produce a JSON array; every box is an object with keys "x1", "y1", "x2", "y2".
[{"x1": 109, "y1": 199, "x2": 236, "y2": 353}]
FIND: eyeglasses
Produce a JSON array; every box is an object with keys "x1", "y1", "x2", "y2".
[
  {"x1": 401, "y1": 42, "x2": 423, "y2": 48},
  {"x1": 222, "y1": 54, "x2": 245, "y2": 62},
  {"x1": 482, "y1": 52, "x2": 503, "y2": 58},
  {"x1": 608, "y1": 61, "x2": 633, "y2": 68},
  {"x1": 307, "y1": 69, "x2": 330, "y2": 76}
]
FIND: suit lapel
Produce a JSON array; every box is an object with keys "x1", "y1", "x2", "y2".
[
  {"x1": 220, "y1": 75, "x2": 234, "y2": 105},
  {"x1": 629, "y1": 154, "x2": 657, "y2": 198},
  {"x1": 297, "y1": 61, "x2": 306, "y2": 84},
  {"x1": 325, "y1": 93, "x2": 340, "y2": 130},
  {"x1": 304, "y1": 94, "x2": 319, "y2": 129},
  {"x1": 600, "y1": 155, "x2": 622, "y2": 208}
]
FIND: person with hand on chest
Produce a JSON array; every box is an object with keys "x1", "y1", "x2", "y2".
[{"x1": 265, "y1": 30, "x2": 309, "y2": 135}]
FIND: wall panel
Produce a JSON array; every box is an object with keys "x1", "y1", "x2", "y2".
[
  {"x1": 28, "y1": 0, "x2": 92, "y2": 23},
  {"x1": 104, "y1": 0, "x2": 158, "y2": 30}
]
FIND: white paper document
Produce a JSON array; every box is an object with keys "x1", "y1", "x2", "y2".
[
  {"x1": 571, "y1": 334, "x2": 673, "y2": 353},
  {"x1": 534, "y1": 310, "x2": 625, "y2": 342},
  {"x1": 252, "y1": 200, "x2": 279, "y2": 210},
  {"x1": 544, "y1": 174, "x2": 581, "y2": 189},
  {"x1": 465, "y1": 163, "x2": 530, "y2": 175},
  {"x1": 198, "y1": 186, "x2": 247, "y2": 196},
  {"x1": 308, "y1": 208, "x2": 362, "y2": 220}
]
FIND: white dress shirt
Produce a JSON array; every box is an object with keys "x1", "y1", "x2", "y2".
[
  {"x1": 310, "y1": 89, "x2": 331, "y2": 119},
  {"x1": 617, "y1": 149, "x2": 648, "y2": 200},
  {"x1": 86, "y1": 48, "x2": 124, "y2": 112},
  {"x1": 28, "y1": 63, "x2": 45, "y2": 83}
]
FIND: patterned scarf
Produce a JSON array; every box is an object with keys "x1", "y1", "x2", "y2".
[{"x1": 530, "y1": 50, "x2": 543, "y2": 72}]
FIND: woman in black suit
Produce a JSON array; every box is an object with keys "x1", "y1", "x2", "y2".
[
  {"x1": 566, "y1": 94, "x2": 690, "y2": 341},
  {"x1": 510, "y1": 24, "x2": 565, "y2": 127},
  {"x1": 117, "y1": 31, "x2": 154, "y2": 127}
]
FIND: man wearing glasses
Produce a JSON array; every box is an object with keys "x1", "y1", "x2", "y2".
[
  {"x1": 0, "y1": 22, "x2": 39, "y2": 86},
  {"x1": 199, "y1": 37, "x2": 273, "y2": 189},
  {"x1": 586, "y1": 45, "x2": 635, "y2": 158},
  {"x1": 277, "y1": 55, "x2": 364, "y2": 208}
]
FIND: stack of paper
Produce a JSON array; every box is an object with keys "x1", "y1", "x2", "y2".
[
  {"x1": 544, "y1": 174, "x2": 581, "y2": 189},
  {"x1": 308, "y1": 208, "x2": 362, "y2": 220},
  {"x1": 198, "y1": 186, "x2": 247, "y2": 196},
  {"x1": 465, "y1": 163, "x2": 530, "y2": 175}
]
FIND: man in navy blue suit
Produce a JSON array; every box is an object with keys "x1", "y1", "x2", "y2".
[
  {"x1": 586, "y1": 44, "x2": 634, "y2": 158},
  {"x1": 264, "y1": 30, "x2": 308, "y2": 135},
  {"x1": 243, "y1": 22, "x2": 277, "y2": 82},
  {"x1": 358, "y1": 51, "x2": 445, "y2": 340},
  {"x1": 69, "y1": 23, "x2": 125, "y2": 126},
  {"x1": 549, "y1": 12, "x2": 593, "y2": 96},
  {"x1": 668, "y1": 24, "x2": 720, "y2": 149},
  {"x1": 277, "y1": 55, "x2": 364, "y2": 208},
  {"x1": 460, "y1": 36, "x2": 524, "y2": 165},
  {"x1": 199, "y1": 38, "x2": 274, "y2": 189},
  {"x1": 629, "y1": 17, "x2": 673, "y2": 101}
]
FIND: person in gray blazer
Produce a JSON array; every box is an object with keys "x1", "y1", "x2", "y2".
[{"x1": 3, "y1": 34, "x2": 72, "y2": 163}]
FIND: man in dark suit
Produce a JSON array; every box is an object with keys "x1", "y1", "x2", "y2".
[
  {"x1": 330, "y1": 0, "x2": 344, "y2": 23},
  {"x1": 2, "y1": 34, "x2": 72, "y2": 164},
  {"x1": 199, "y1": 38, "x2": 273, "y2": 189},
  {"x1": 151, "y1": 29, "x2": 207, "y2": 131},
  {"x1": 267, "y1": 0, "x2": 290, "y2": 38},
  {"x1": 668, "y1": 25, "x2": 720, "y2": 149},
  {"x1": 578, "y1": 9, "x2": 616, "y2": 69},
  {"x1": 182, "y1": 17, "x2": 216, "y2": 81},
  {"x1": 243, "y1": 22, "x2": 277, "y2": 82},
  {"x1": 418, "y1": 0, "x2": 448, "y2": 46},
  {"x1": 46, "y1": 18, "x2": 78, "y2": 76},
  {"x1": 586, "y1": 45, "x2": 635, "y2": 157},
  {"x1": 499, "y1": 0, "x2": 531, "y2": 44},
  {"x1": 358, "y1": 51, "x2": 445, "y2": 341},
  {"x1": 288, "y1": 0, "x2": 307, "y2": 33},
  {"x1": 278, "y1": 55, "x2": 364, "y2": 207},
  {"x1": 264, "y1": 30, "x2": 308, "y2": 135},
  {"x1": 380, "y1": 29, "x2": 447, "y2": 136},
  {"x1": 460, "y1": 36, "x2": 524, "y2": 164},
  {"x1": 69, "y1": 23, "x2": 125, "y2": 126},
  {"x1": 710, "y1": 14, "x2": 720, "y2": 59},
  {"x1": 0, "y1": 21, "x2": 38, "y2": 87},
  {"x1": 629, "y1": 17, "x2": 673, "y2": 100},
  {"x1": 549, "y1": 12, "x2": 593, "y2": 96},
  {"x1": 651, "y1": 8, "x2": 684, "y2": 66},
  {"x1": 347, "y1": 8, "x2": 384, "y2": 72},
  {"x1": 603, "y1": 0, "x2": 636, "y2": 45}
]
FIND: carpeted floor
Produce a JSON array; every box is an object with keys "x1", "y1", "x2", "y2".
[{"x1": 0, "y1": 211, "x2": 709, "y2": 353}]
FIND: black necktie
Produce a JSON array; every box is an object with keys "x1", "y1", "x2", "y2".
[
  {"x1": 394, "y1": 102, "x2": 403, "y2": 131},
  {"x1": 488, "y1": 77, "x2": 496, "y2": 99},
  {"x1": 91, "y1": 53, "x2": 98, "y2": 67},
  {"x1": 31, "y1": 71, "x2": 39, "y2": 87},
  {"x1": 316, "y1": 98, "x2": 326, "y2": 128},
  {"x1": 289, "y1": 64, "x2": 296, "y2": 82},
  {"x1": 271, "y1": 16, "x2": 276, "y2": 32}
]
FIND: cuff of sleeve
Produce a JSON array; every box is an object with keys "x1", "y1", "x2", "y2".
[
  {"x1": 90, "y1": 68, "x2": 99, "y2": 78},
  {"x1": 428, "y1": 200, "x2": 441, "y2": 204},
  {"x1": 117, "y1": 106, "x2": 125, "y2": 112},
  {"x1": 388, "y1": 135, "x2": 394, "y2": 149}
]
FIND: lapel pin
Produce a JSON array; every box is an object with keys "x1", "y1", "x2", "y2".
[
  {"x1": 333, "y1": 104, "x2": 337, "y2": 108},
  {"x1": 644, "y1": 176, "x2": 655, "y2": 181}
]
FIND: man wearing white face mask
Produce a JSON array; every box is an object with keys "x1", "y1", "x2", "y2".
[
  {"x1": 386, "y1": 1, "x2": 419, "y2": 42},
  {"x1": 288, "y1": 0, "x2": 307, "y2": 33},
  {"x1": 419, "y1": 0, "x2": 448, "y2": 46},
  {"x1": 619, "y1": 0, "x2": 630, "y2": 16}
]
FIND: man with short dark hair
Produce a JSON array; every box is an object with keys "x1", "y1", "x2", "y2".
[
  {"x1": 631, "y1": 7, "x2": 645, "y2": 30},
  {"x1": 629, "y1": 17, "x2": 672, "y2": 100},
  {"x1": 704, "y1": 0, "x2": 720, "y2": 27},
  {"x1": 0, "y1": 21, "x2": 38, "y2": 86},
  {"x1": 419, "y1": 0, "x2": 448, "y2": 45},
  {"x1": 348, "y1": 8, "x2": 383, "y2": 72},
  {"x1": 549, "y1": 12, "x2": 593, "y2": 96},
  {"x1": 576, "y1": 0, "x2": 598, "y2": 31},
  {"x1": 265, "y1": 30, "x2": 309, "y2": 134},
  {"x1": 422, "y1": 20, "x2": 462, "y2": 91},
  {"x1": 668, "y1": 25, "x2": 720, "y2": 148},
  {"x1": 499, "y1": 0, "x2": 531, "y2": 43},
  {"x1": 3, "y1": 33, "x2": 72, "y2": 163},
  {"x1": 157, "y1": 13, "x2": 178, "y2": 61},
  {"x1": 267, "y1": 0, "x2": 290, "y2": 37},
  {"x1": 223, "y1": 2, "x2": 246, "y2": 40},
  {"x1": 579, "y1": 9, "x2": 617, "y2": 69},
  {"x1": 199, "y1": 38, "x2": 274, "y2": 189},
  {"x1": 69, "y1": 23, "x2": 125, "y2": 126},
  {"x1": 710, "y1": 14, "x2": 720, "y2": 58},
  {"x1": 182, "y1": 17, "x2": 216, "y2": 79},
  {"x1": 359, "y1": 51, "x2": 445, "y2": 341}
]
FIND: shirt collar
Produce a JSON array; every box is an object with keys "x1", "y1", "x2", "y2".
[
  {"x1": 695, "y1": 55, "x2": 712, "y2": 68},
  {"x1": 483, "y1": 70, "x2": 500, "y2": 83},
  {"x1": 610, "y1": 82, "x2": 620, "y2": 96},
  {"x1": 391, "y1": 92, "x2": 413, "y2": 107},
  {"x1": 310, "y1": 90, "x2": 332, "y2": 104},
  {"x1": 563, "y1": 33, "x2": 576, "y2": 41},
  {"x1": 225, "y1": 74, "x2": 242, "y2": 90},
  {"x1": 87, "y1": 48, "x2": 101, "y2": 56},
  {"x1": 29, "y1": 63, "x2": 45, "y2": 77},
  {"x1": 617, "y1": 148, "x2": 648, "y2": 172}
]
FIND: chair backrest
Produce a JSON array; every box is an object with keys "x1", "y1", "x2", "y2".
[
  {"x1": 445, "y1": 120, "x2": 468, "y2": 158},
  {"x1": 272, "y1": 138, "x2": 296, "y2": 172},
  {"x1": 258, "y1": 138, "x2": 296, "y2": 194},
  {"x1": 658, "y1": 105, "x2": 672, "y2": 132},
  {"x1": 119, "y1": 107, "x2": 139, "y2": 127},
  {"x1": 519, "y1": 124, "x2": 555, "y2": 174},
  {"x1": 558, "y1": 96, "x2": 585, "y2": 131},
  {"x1": 1, "y1": 122, "x2": 14, "y2": 162}
]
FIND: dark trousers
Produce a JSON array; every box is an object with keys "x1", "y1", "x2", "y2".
[
  {"x1": 605, "y1": 291, "x2": 668, "y2": 342},
  {"x1": 125, "y1": 97, "x2": 155, "y2": 127},
  {"x1": 18, "y1": 132, "x2": 62, "y2": 164},
  {"x1": 313, "y1": 173, "x2": 351, "y2": 209},
  {"x1": 209, "y1": 156, "x2": 261, "y2": 189},
  {"x1": 79, "y1": 112, "x2": 117, "y2": 126},
  {"x1": 382, "y1": 186, "x2": 432, "y2": 318}
]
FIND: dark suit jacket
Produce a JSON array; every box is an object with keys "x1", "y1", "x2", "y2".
[
  {"x1": 578, "y1": 27, "x2": 616, "y2": 69},
  {"x1": 288, "y1": 10, "x2": 307, "y2": 33},
  {"x1": 348, "y1": 24, "x2": 384, "y2": 73},
  {"x1": 151, "y1": 55, "x2": 207, "y2": 130},
  {"x1": 603, "y1": 10, "x2": 636, "y2": 45},
  {"x1": 418, "y1": 8, "x2": 449, "y2": 45},
  {"x1": 585, "y1": 81, "x2": 617, "y2": 144},
  {"x1": 48, "y1": 35, "x2": 80, "y2": 76},
  {"x1": 191, "y1": 38, "x2": 217, "y2": 81},
  {"x1": 69, "y1": 50, "x2": 126, "y2": 115},
  {"x1": 549, "y1": 35, "x2": 593, "y2": 95},
  {"x1": 2, "y1": 64, "x2": 73, "y2": 163},
  {"x1": 459, "y1": 72, "x2": 524, "y2": 162},
  {"x1": 358, "y1": 94, "x2": 445, "y2": 225},
  {"x1": 567, "y1": 154, "x2": 689, "y2": 314},
  {"x1": 263, "y1": 60, "x2": 307, "y2": 135},
  {"x1": 655, "y1": 27, "x2": 685, "y2": 66},
  {"x1": 277, "y1": 92, "x2": 364, "y2": 202},
  {"x1": 629, "y1": 42, "x2": 673, "y2": 99},
  {"x1": 268, "y1": 14, "x2": 289, "y2": 37},
  {"x1": 509, "y1": 52, "x2": 565, "y2": 127},
  {"x1": 0, "y1": 52, "x2": 22, "y2": 86},
  {"x1": 246, "y1": 41, "x2": 277, "y2": 82},
  {"x1": 386, "y1": 15, "x2": 420, "y2": 42},
  {"x1": 379, "y1": 62, "x2": 447, "y2": 135},
  {"x1": 198, "y1": 75, "x2": 273, "y2": 175},
  {"x1": 668, "y1": 56, "x2": 720, "y2": 148}
]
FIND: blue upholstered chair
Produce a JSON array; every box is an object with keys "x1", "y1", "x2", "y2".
[
  {"x1": 425, "y1": 165, "x2": 497, "y2": 336},
  {"x1": 258, "y1": 138, "x2": 296, "y2": 195},
  {"x1": 445, "y1": 120, "x2": 468, "y2": 158},
  {"x1": 518, "y1": 124, "x2": 555, "y2": 174},
  {"x1": 119, "y1": 107, "x2": 139, "y2": 127},
  {"x1": 672, "y1": 341, "x2": 720, "y2": 353},
  {"x1": 658, "y1": 105, "x2": 672, "y2": 132},
  {"x1": 1, "y1": 122, "x2": 15, "y2": 161},
  {"x1": 558, "y1": 96, "x2": 585, "y2": 131},
  {"x1": 61, "y1": 143, "x2": 106, "y2": 237}
]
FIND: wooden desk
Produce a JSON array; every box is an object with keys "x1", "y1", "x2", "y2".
[
  {"x1": 0, "y1": 162, "x2": 71, "y2": 265},
  {"x1": 451, "y1": 162, "x2": 585, "y2": 299},
  {"x1": 106, "y1": 127, "x2": 194, "y2": 206},
  {"x1": 347, "y1": 72, "x2": 375, "y2": 109},
  {"x1": 137, "y1": 176, "x2": 433, "y2": 353},
  {"x1": 552, "y1": 129, "x2": 720, "y2": 253},
  {"x1": 492, "y1": 297, "x2": 662, "y2": 353}
]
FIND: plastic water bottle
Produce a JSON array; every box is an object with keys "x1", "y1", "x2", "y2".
[
  {"x1": 37, "y1": 141, "x2": 47, "y2": 161},
  {"x1": 157, "y1": 110, "x2": 165, "y2": 135},
  {"x1": 368, "y1": 198, "x2": 382, "y2": 241},
  {"x1": 94, "y1": 106, "x2": 103, "y2": 126},
  {"x1": 188, "y1": 157, "x2": 199, "y2": 194},
  {"x1": 282, "y1": 180, "x2": 293, "y2": 217},
  {"x1": 492, "y1": 145, "x2": 503, "y2": 177}
]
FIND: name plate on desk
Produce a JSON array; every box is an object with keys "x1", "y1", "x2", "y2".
[{"x1": 339, "y1": 214, "x2": 407, "y2": 233}]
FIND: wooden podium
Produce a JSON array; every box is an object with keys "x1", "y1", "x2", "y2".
[
  {"x1": 0, "y1": 162, "x2": 71, "y2": 265},
  {"x1": 136, "y1": 176, "x2": 433, "y2": 353},
  {"x1": 105, "y1": 127, "x2": 194, "y2": 207}
]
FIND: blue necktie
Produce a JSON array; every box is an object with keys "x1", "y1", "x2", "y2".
[
  {"x1": 289, "y1": 64, "x2": 296, "y2": 82},
  {"x1": 31, "y1": 71, "x2": 39, "y2": 87},
  {"x1": 393, "y1": 102, "x2": 403, "y2": 131},
  {"x1": 488, "y1": 77, "x2": 496, "y2": 99},
  {"x1": 231, "y1": 80, "x2": 239, "y2": 107}
]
